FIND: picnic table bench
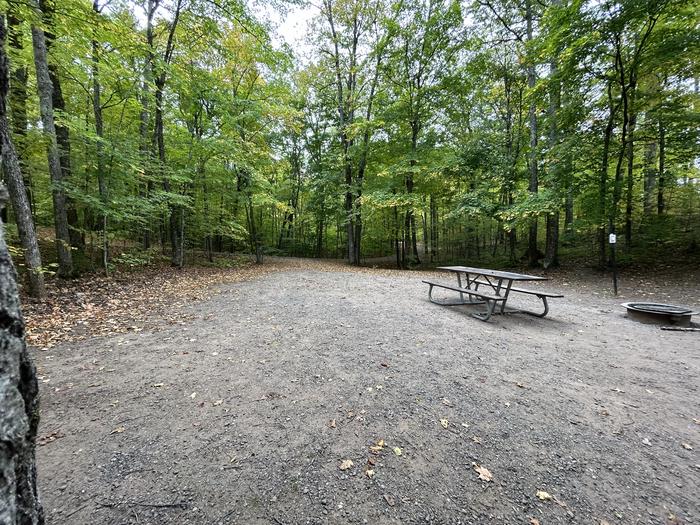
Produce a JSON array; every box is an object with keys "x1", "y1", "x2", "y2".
[{"x1": 423, "y1": 266, "x2": 563, "y2": 321}]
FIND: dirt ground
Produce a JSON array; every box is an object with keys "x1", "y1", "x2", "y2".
[{"x1": 33, "y1": 258, "x2": 699, "y2": 524}]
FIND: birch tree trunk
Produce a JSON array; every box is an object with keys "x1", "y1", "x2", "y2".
[
  {"x1": 0, "y1": 182, "x2": 43, "y2": 525},
  {"x1": 0, "y1": 18, "x2": 45, "y2": 298},
  {"x1": 40, "y1": 0, "x2": 82, "y2": 251},
  {"x1": 30, "y1": 2, "x2": 73, "y2": 277}
]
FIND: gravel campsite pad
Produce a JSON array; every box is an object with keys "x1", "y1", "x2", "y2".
[{"x1": 33, "y1": 260, "x2": 699, "y2": 524}]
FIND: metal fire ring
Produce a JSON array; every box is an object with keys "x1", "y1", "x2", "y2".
[{"x1": 621, "y1": 302, "x2": 697, "y2": 327}]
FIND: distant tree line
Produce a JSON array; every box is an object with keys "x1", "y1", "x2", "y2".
[{"x1": 0, "y1": 0, "x2": 697, "y2": 299}]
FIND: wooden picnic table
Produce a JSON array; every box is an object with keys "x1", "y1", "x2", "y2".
[{"x1": 422, "y1": 266, "x2": 563, "y2": 321}]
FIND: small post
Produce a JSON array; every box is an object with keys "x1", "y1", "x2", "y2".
[{"x1": 609, "y1": 233, "x2": 618, "y2": 295}]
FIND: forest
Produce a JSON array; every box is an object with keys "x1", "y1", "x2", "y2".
[{"x1": 0, "y1": 0, "x2": 698, "y2": 300}]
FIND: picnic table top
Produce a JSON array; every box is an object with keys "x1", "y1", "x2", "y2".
[{"x1": 436, "y1": 266, "x2": 548, "y2": 282}]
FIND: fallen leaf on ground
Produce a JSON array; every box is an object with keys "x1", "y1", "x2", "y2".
[
  {"x1": 681, "y1": 443, "x2": 693, "y2": 450},
  {"x1": 471, "y1": 435, "x2": 482, "y2": 444},
  {"x1": 22, "y1": 260, "x2": 273, "y2": 348},
  {"x1": 329, "y1": 419, "x2": 336, "y2": 428},
  {"x1": 440, "y1": 418, "x2": 449, "y2": 429},
  {"x1": 383, "y1": 494, "x2": 395, "y2": 506},
  {"x1": 213, "y1": 399, "x2": 223, "y2": 406},
  {"x1": 472, "y1": 463, "x2": 493, "y2": 482},
  {"x1": 37, "y1": 430, "x2": 64, "y2": 446},
  {"x1": 190, "y1": 392, "x2": 197, "y2": 399},
  {"x1": 369, "y1": 439, "x2": 385, "y2": 454},
  {"x1": 536, "y1": 490, "x2": 552, "y2": 501},
  {"x1": 530, "y1": 519, "x2": 540, "y2": 525},
  {"x1": 339, "y1": 459, "x2": 354, "y2": 470},
  {"x1": 365, "y1": 469, "x2": 374, "y2": 478},
  {"x1": 110, "y1": 426, "x2": 125, "y2": 435},
  {"x1": 393, "y1": 447, "x2": 402, "y2": 456}
]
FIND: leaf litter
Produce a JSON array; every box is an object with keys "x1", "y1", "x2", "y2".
[{"x1": 22, "y1": 259, "x2": 280, "y2": 349}]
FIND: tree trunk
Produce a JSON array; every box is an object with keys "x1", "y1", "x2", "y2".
[
  {"x1": 525, "y1": 0, "x2": 539, "y2": 267},
  {"x1": 544, "y1": 213, "x2": 559, "y2": 268},
  {"x1": 657, "y1": 116, "x2": 665, "y2": 214},
  {"x1": 430, "y1": 195, "x2": 438, "y2": 261},
  {"x1": 147, "y1": 0, "x2": 183, "y2": 267},
  {"x1": 0, "y1": 182, "x2": 44, "y2": 525},
  {"x1": 624, "y1": 108, "x2": 636, "y2": 248},
  {"x1": 30, "y1": 6, "x2": 73, "y2": 277},
  {"x1": 40, "y1": 0, "x2": 82, "y2": 251},
  {"x1": 643, "y1": 138, "x2": 657, "y2": 216},
  {"x1": 405, "y1": 121, "x2": 421, "y2": 266},
  {"x1": 599, "y1": 81, "x2": 619, "y2": 269},
  {"x1": 544, "y1": 47, "x2": 560, "y2": 268},
  {"x1": 0, "y1": 19, "x2": 45, "y2": 298},
  {"x1": 92, "y1": 0, "x2": 108, "y2": 274},
  {"x1": 6, "y1": 6, "x2": 33, "y2": 213},
  {"x1": 139, "y1": 78, "x2": 152, "y2": 250}
]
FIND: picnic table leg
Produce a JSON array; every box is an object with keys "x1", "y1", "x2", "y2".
[
  {"x1": 517, "y1": 295, "x2": 550, "y2": 317},
  {"x1": 471, "y1": 298, "x2": 496, "y2": 321},
  {"x1": 499, "y1": 280, "x2": 513, "y2": 314},
  {"x1": 456, "y1": 272, "x2": 465, "y2": 303}
]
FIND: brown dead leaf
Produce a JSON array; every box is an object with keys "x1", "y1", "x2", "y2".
[
  {"x1": 329, "y1": 419, "x2": 336, "y2": 428},
  {"x1": 530, "y1": 519, "x2": 540, "y2": 525},
  {"x1": 365, "y1": 468, "x2": 375, "y2": 479},
  {"x1": 471, "y1": 435, "x2": 482, "y2": 444},
  {"x1": 472, "y1": 463, "x2": 493, "y2": 482},
  {"x1": 339, "y1": 459, "x2": 354, "y2": 471}
]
